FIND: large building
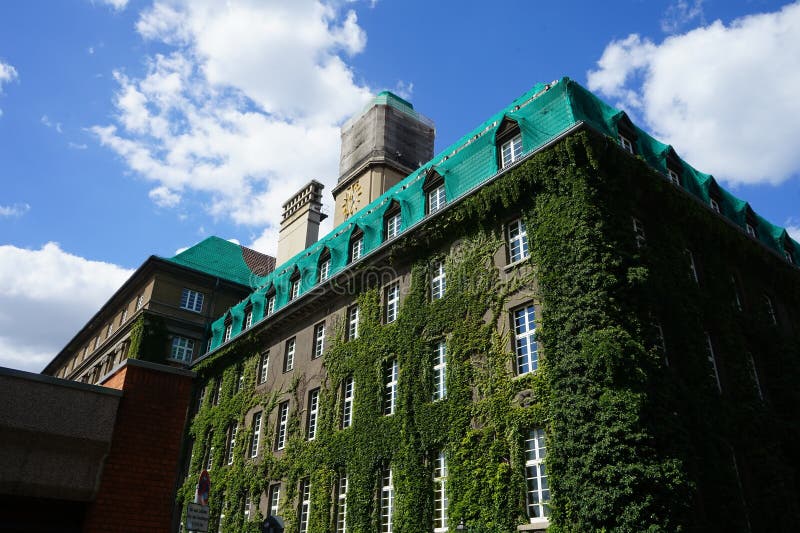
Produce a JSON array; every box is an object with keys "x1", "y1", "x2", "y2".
[
  {"x1": 176, "y1": 79, "x2": 800, "y2": 532},
  {"x1": 43, "y1": 237, "x2": 275, "y2": 383}
]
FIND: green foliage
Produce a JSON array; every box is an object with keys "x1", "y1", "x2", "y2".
[{"x1": 127, "y1": 313, "x2": 168, "y2": 362}]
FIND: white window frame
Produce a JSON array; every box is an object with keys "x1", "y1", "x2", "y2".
[
  {"x1": 180, "y1": 288, "x2": 204, "y2": 312},
  {"x1": 290, "y1": 277, "x2": 301, "y2": 301},
  {"x1": 428, "y1": 185, "x2": 446, "y2": 214},
  {"x1": 347, "y1": 305, "x2": 359, "y2": 340},
  {"x1": 385, "y1": 282, "x2": 400, "y2": 324},
  {"x1": 710, "y1": 198, "x2": 721, "y2": 213},
  {"x1": 525, "y1": 428, "x2": 550, "y2": 522},
  {"x1": 513, "y1": 305, "x2": 538, "y2": 375},
  {"x1": 107, "y1": 323, "x2": 114, "y2": 337},
  {"x1": 342, "y1": 376, "x2": 354, "y2": 429},
  {"x1": 686, "y1": 249, "x2": 699, "y2": 284},
  {"x1": 431, "y1": 261, "x2": 446, "y2": 300},
  {"x1": 705, "y1": 332, "x2": 722, "y2": 393},
  {"x1": 319, "y1": 258, "x2": 330, "y2": 282},
  {"x1": 298, "y1": 479, "x2": 311, "y2": 533},
  {"x1": 312, "y1": 322, "x2": 325, "y2": 358},
  {"x1": 619, "y1": 134, "x2": 634, "y2": 154},
  {"x1": 386, "y1": 212, "x2": 401, "y2": 240},
  {"x1": 268, "y1": 484, "x2": 281, "y2": 517},
  {"x1": 384, "y1": 359, "x2": 398, "y2": 416},
  {"x1": 267, "y1": 295, "x2": 276, "y2": 316},
  {"x1": 276, "y1": 401, "x2": 289, "y2": 450},
  {"x1": 236, "y1": 367, "x2": 244, "y2": 393},
  {"x1": 284, "y1": 337, "x2": 296, "y2": 373},
  {"x1": 307, "y1": 388, "x2": 320, "y2": 441},
  {"x1": 223, "y1": 322, "x2": 232, "y2": 343},
  {"x1": 258, "y1": 352, "x2": 270, "y2": 384},
  {"x1": 244, "y1": 309, "x2": 253, "y2": 329},
  {"x1": 121, "y1": 307, "x2": 128, "y2": 323},
  {"x1": 433, "y1": 341, "x2": 447, "y2": 401},
  {"x1": 350, "y1": 236, "x2": 363, "y2": 262},
  {"x1": 336, "y1": 473, "x2": 348, "y2": 533},
  {"x1": 171, "y1": 336, "x2": 194, "y2": 362},
  {"x1": 380, "y1": 467, "x2": 394, "y2": 533},
  {"x1": 746, "y1": 223, "x2": 756, "y2": 238},
  {"x1": 218, "y1": 495, "x2": 226, "y2": 533},
  {"x1": 226, "y1": 423, "x2": 238, "y2": 466},
  {"x1": 501, "y1": 133, "x2": 523, "y2": 168},
  {"x1": 507, "y1": 218, "x2": 530, "y2": 263},
  {"x1": 250, "y1": 412, "x2": 262, "y2": 458},
  {"x1": 667, "y1": 169, "x2": 680, "y2": 186},
  {"x1": 136, "y1": 294, "x2": 145, "y2": 310},
  {"x1": 632, "y1": 217, "x2": 645, "y2": 249},
  {"x1": 244, "y1": 495, "x2": 251, "y2": 521},
  {"x1": 433, "y1": 452, "x2": 448, "y2": 532}
]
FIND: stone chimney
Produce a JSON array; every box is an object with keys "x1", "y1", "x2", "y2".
[
  {"x1": 332, "y1": 91, "x2": 435, "y2": 226},
  {"x1": 276, "y1": 180, "x2": 327, "y2": 266}
]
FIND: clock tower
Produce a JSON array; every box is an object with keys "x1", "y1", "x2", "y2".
[{"x1": 332, "y1": 91, "x2": 435, "y2": 226}]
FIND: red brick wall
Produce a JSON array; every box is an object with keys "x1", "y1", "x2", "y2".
[{"x1": 83, "y1": 362, "x2": 193, "y2": 532}]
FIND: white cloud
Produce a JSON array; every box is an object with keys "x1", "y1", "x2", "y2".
[
  {"x1": 0, "y1": 60, "x2": 18, "y2": 116},
  {"x1": 68, "y1": 142, "x2": 88, "y2": 150},
  {"x1": 0, "y1": 243, "x2": 132, "y2": 372},
  {"x1": 661, "y1": 0, "x2": 706, "y2": 33},
  {"x1": 93, "y1": 0, "x2": 375, "y2": 250},
  {"x1": 786, "y1": 218, "x2": 800, "y2": 241},
  {"x1": 587, "y1": 2, "x2": 800, "y2": 185},
  {"x1": 149, "y1": 185, "x2": 181, "y2": 207},
  {"x1": 41, "y1": 114, "x2": 63, "y2": 133},
  {"x1": 0, "y1": 203, "x2": 30, "y2": 218},
  {"x1": 96, "y1": 0, "x2": 129, "y2": 11}
]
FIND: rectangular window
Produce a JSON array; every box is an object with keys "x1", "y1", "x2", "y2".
[
  {"x1": 710, "y1": 198, "x2": 721, "y2": 213},
  {"x1": 290, "y1": 278, "x2": 301, "y2": 301},
  {"x1": 171, "y1": 336, "x2": 194, "y2": 362},
  {"x1": 433, "y1": 452, "x2": 448, "y2": 532},
  {"x1": 276, "y1": 401, "x2": 289, "y2": 450},
  {"x1": 121, "y1": 307, "x2": 128, "y2": 323},
  {"x1": 507, "y1": 218, "x2": 530, "y2": 263},
  {"x1": 213, "y1": 379, "x2": 222, "y2": 406},
  {"x1": 180, "y1": 288, "x2": 204, "y2": 312},
  {"x1": 632, "y1": 217, "x2": 645, "y2": 249},
  {"x1": 268, "y1": 484, "x2": 281, "y2": 517},
  {"x1": 384, "y1": 359, "x2": 398, "y2": 416},
  {"x1": 244, "y1": 310, "x2": 253, "y2": 329},
  {"x1": 431, "y1": 261, "x2": 446, "y2": 300},
  {"x1": 514, "y1": 305, "x2": 538, "y2": 375},
  {"x1": 653, "y1": 322, "x2": 668, "y2": 367},
  {"x1": 746, "y1": 223, "x2": 757, "y2": 238},
  {"x1": 350, "y1": 237, "x2": 363, "y2": 262},
  {"x1": 224, "y1": 322, "x2": 232, "y2": 343},
  {"x1": 748, "y1": 353, "x2": 764, "y2": 401},
  {"x1": 250, "y1": 412, "x2": 262, "y2": 458},
  {"x1": 380, "y1": 467, "x2": 394, "y2": 533},
  {"x1": 267, "y1": 295, "x2": 275, "y2": 316},
  {"x1": 107, "y1": 323, "x2": 114, "y2": 337},
  {"x1": 347, "y1": 305, "x2": 359, "y2": 340},
  {"x1": 283, "y1": 337, "x2": 296, "y2": 373},
  {"x1": 226, "y1": 423, "x2": 238, "y2": 466},
  {"x1": 298, "y1": 479, "x2": 311, "y2": 533},
  {"x1": 764, "y1": 295, "x2": 777, "y2": 325},
  {"x1": 619, "y1": 135, "x2": 634, "y2": 154},
  {"x1": 218, "y1": 495, "x2": 226, "y2": 533},
  {"x1": 433, "y1": 341, "x2": 447, "y2": 401},
  {"x1": 342, "y1": 376, "x2": 354, "y2": 429},
  {"x1": 731, "y1": 276, "x2": 743, "y2": 311},
  {"x1": 525, "y1": 428, "x2": 550, "y2": 521},
  {"x1": 312, "y1": 322, "x2": 325, "y2": 358},
  {"x1": 206, "y1": 432, "x2": 214, "y2": 471},
  {"x1": 319, "y1": 259, "x2": 330, "y2": 282},
  {"x1": 686, "y1": 249, "x2": 699, "y2": 284},
  {"x1": 258, "y1": 352, "x2": 269, "y2": 384},
  {"x1": 705, "y1": 332, "x2": 722, "y2": 393},
  {"x1": 307, "y1": 388, "x2": 320, "y2": 441},
  {"x1": 667, "y1": 169, "x2": 681, "y2": 186},
  {"x1": 136, "y1": 294, "x2": 145, "y2": 310},
  {"x1": 244, "y1": 495, "x2": 251, "y2": 521},
  {"x1": 335, "y1": 473, "x2": 348, "y2": 533},
  {"x1": 236, "y1": 366, "x2": 244, "y2": 393},
  {"x1": 385, "y1": 282, "x2": 400, "y2": 324},
  {"x1": 386, "y1": 212, "x2": 401, "y2": 240},
  {"x1": 428, "y1": 185, "x2": 446, "y2": 214},
  {"x1": 501, "y1": 133, "x2": 523, "y2": 168}
]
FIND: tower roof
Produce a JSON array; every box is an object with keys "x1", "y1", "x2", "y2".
[{"x1": 165, "y1": 236, "x2": 275, "y2": 286}]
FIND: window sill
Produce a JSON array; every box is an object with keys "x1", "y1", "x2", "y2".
[
  {"x1": 518, "y1": 517, "x2": 550, "y2": 530},
  {"x1": 504, "y1": 257, "x2": 531, "y2": 272}
]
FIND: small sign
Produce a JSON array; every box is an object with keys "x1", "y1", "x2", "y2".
[
  {"x1": 197, "y1": 470, "x2": 211, "y2": 506},
  {"x1": 186, "y1": 502, "x2": 210, "y2": 532}
]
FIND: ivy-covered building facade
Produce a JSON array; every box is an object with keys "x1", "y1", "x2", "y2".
[{"x1": 178, "y1": 78, "x2": 800, "y2": 532}]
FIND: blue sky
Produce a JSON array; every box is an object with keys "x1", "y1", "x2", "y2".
[{"x1": 1, "y1": 0, "x2": 799, "y2": 371}]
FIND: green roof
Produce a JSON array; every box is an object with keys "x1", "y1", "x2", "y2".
[
  {"x1": 205, "y1": 78, "x2": 800, "y2": 354},
  {"x1": 165, "y1": 236, "x2": 272, "y2": 287}
]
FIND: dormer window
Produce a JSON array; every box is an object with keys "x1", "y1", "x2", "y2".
[
  {"x1": 616, "y1": 114, "x2": 638, "y2": 155},
  {"x1": 349, "y1": 227, "x2": 364, "y2": 263},
  {"x1": 423, "y1": 168, "x2": 446, "y2": 215},
  {"x1": 709, "y1": 198, "x2": 720, "y2": 214},
  {"x1": 289, "y1": 270, "x2": 301, "y2": 301},
  {"x1": 667, "y1": 169, "x2": 681, "y2": 187},
  {"x1": 266, "y1": 286, "x2": 276, "y2": 316},
  {"x1": 318, "y1": 248, "x2": 331, "y2": 283},
  {"x1": 785, "y1": 246, "x2": 795, "y2": 265},
  {"x1": 745, "y1": 208, "x2": 758, "y2": 239},
  {"x1": 746, "y1": 224, "x2": 757, "y2": 238},
  {"x1": 496, "y1": 117, "x2": 523, "y2": 169},
  {"x1": 619, "y1": 135, "x2": 634, "y2": 154},
  {"x1": 243, "y1": 303, "x2": 253, "y2": 330},
  {"x1": 709, "y1": 183, "x2": 722, "y2": 214},
  {"x1": 384, "y1": 201, "x2": 402, "y2": 240},
  {"x1": 223, "y1": 316, "x2": 233, "y2": 343}
]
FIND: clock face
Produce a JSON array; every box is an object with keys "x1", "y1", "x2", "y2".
[{"x1": 341, "y1": 182, "x2": 363, "y2": 217}]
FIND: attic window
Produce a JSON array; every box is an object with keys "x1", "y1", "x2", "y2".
[
  {"x1": 667, "y1": 169, "x2": 681, "y2": 187},
  {"x1": 423, "y1": 169, "x2": 446, "y2": 215},
  {"x1": 617, "y1": 115, "x2": 637, "y2": 155},
  {"x1": 223, "y1": 315, "x2": 233, "y2": 343},
  {"x1": 318, "y1": 248, "x2": 331, "y2": 283},
  {"x1": 785, "y1": 247, "x2": 795, "y2": 265},
  {"x1": 244, "y1": 303, "x2": 253, "y2": 329},
  {"x1": 496, "y1": 117, "x2": 523, "y2": 169},
  {"x1": 384, "y1": 201, "x2": 402, "y2": 240},
  {"x1": 289, "y1": 269, "x2": 301, "y2": 301},
  {"x1": 266, "y1": 286, "x2": 276, "y2": 316},
  {"x1": 619, "y1": 135, "x2": 634, "y2": 154},
  {"x1": 349, "y1": 227, "x2": 364, "y2": 263},
  {"x1": 746, "y1": 224, "x2": 757, "y2": 238}
]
